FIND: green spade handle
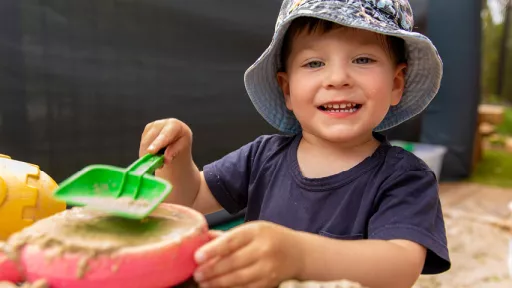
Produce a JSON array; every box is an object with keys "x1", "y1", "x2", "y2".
[
  {"x1": 126, "y1": 148, "x2": 166, "y2": 176},
  {"x1": 114, "y1": 148, "x2": 166, "y2": 198}
]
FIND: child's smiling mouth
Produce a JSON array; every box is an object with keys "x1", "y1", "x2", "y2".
[{"x1": 318, "y1": 102, "x2": 362, "y2": 116}]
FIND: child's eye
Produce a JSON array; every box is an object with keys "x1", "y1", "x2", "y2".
[
  {"x1": 304, "y1": 61, "x2": 325, "y2": 68},
  {"x1": 353, "y1": 57, "x2": 375, "y2": 64}
]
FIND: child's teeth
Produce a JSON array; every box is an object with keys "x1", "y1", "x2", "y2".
[{"x1": 322, "y1": 103, "x2": 359, "y2": 113}]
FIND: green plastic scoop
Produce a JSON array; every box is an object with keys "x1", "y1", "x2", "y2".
[{"x1": 53, "y1": 149, "x2": 172, "y2": 219}]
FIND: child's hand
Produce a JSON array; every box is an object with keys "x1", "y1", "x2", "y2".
[
  {"x1": 139, "y1": 118, "x2": 193, "y2": 164},
  {"x1": 193, "y1": 221, "x2": 303, "y2": 288},
  {"x1": 207, "y1": 230, "x2": 224, "y2": 240}
]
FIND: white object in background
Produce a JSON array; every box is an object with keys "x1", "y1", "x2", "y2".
[{"x1": 390, "y1": 141, "x2": 448, "y2": 180}]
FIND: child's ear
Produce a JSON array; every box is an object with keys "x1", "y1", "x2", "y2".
[
  {"x1": 277, "y1": 72, "x2": 293, "y2": 111},
  {"x1": 391, "y1": 63, "x2": 407, "y2": 106}
]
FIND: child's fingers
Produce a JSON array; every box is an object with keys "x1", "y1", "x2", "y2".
[
  {"x1": 194, "y1": 241, "x2": 256, "y2": 282},
  {"x1": 197, "y1": 263, "x2": 263, "y2": 288},
  {"x1": 139, "y1": 122, "x2": 164, "y2": 157},
  {"x1": 194, "y1": 255, "x2": 221, "y2": 276},
  {"x1": 208, "y1": 230, "x2": 224, "y2": 240},
  {"x1": 194, "y1": 229, "x2": 251, "y2": 264},
  {"x1": 148, "y1": 123, "x2": 180, "y2": 153}
]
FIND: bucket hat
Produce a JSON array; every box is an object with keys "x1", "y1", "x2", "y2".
[{"x1": 244, "y1": 0, "x2": 443, "y2": 133}]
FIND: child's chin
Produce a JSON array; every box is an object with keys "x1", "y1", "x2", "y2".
[{"x1": 316, "y1": 126, "x2": 368, "y2": 143}]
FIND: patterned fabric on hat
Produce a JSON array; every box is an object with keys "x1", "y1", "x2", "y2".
[{"x1": 283, "y1": 0, "x2": 413, "y2": 31}]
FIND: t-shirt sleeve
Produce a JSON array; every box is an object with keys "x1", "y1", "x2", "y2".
[
  {"x1": 202, "y1": 136, "x2": 266, "y2": 215},
  {"x1": 368, "y1": 168, "x2": 451, "y2": 274}
]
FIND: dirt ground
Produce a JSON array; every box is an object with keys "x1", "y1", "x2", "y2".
[{"x1": 414, "y1": 182, "x2": 512, "y2": 288}]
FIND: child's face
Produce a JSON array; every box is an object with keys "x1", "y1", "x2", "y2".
[{"x1": 277, "y1": 26, "x2": 406, "y2": 143}]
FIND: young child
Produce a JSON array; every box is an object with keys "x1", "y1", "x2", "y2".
[{"x1": 139, "y1": 0, "x2": 450, "y2": 287}]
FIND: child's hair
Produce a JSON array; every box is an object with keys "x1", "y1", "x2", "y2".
[{"x1": 279, "y1": 17, "x2": 407, "y2": 72}]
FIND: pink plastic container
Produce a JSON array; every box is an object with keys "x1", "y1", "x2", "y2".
[
  {"x1": 0, "y1": 203, "x2": 209, "y2": 288},
  {"x1": 0, "y1": 247, "x2": 22, "y2": 283}
]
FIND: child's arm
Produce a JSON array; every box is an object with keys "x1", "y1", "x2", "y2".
[
  {"x1": 140, "y1": 118, "x2": 222, "y2": 215},
  {"x1": 294, "y1": 232, "x2": 426, "y2": 288},
  {"x1": 192, "y1": 221, "x2": 425, "y2": 288}
]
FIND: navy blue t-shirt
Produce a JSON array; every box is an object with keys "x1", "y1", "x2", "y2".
[{"x1": 203, "y1": 132, "x2": 450, "y2": 274}]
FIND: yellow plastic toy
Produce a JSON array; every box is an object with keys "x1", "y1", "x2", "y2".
[{"x1": 0, "y1": 154, "x2": 66, "y2": 240}]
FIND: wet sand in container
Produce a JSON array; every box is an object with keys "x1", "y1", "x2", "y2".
[{"x1": 4, "y1": 205, "x2": 198, "y2": 280}]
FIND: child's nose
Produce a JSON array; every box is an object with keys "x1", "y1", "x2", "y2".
[{"x1": 323, "y1": 64, "x2": 352, "y2": 89}]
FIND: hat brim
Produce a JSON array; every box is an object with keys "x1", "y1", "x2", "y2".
[{"x1": 243, "y1": 2, "x2": 443, "y2": 134}]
